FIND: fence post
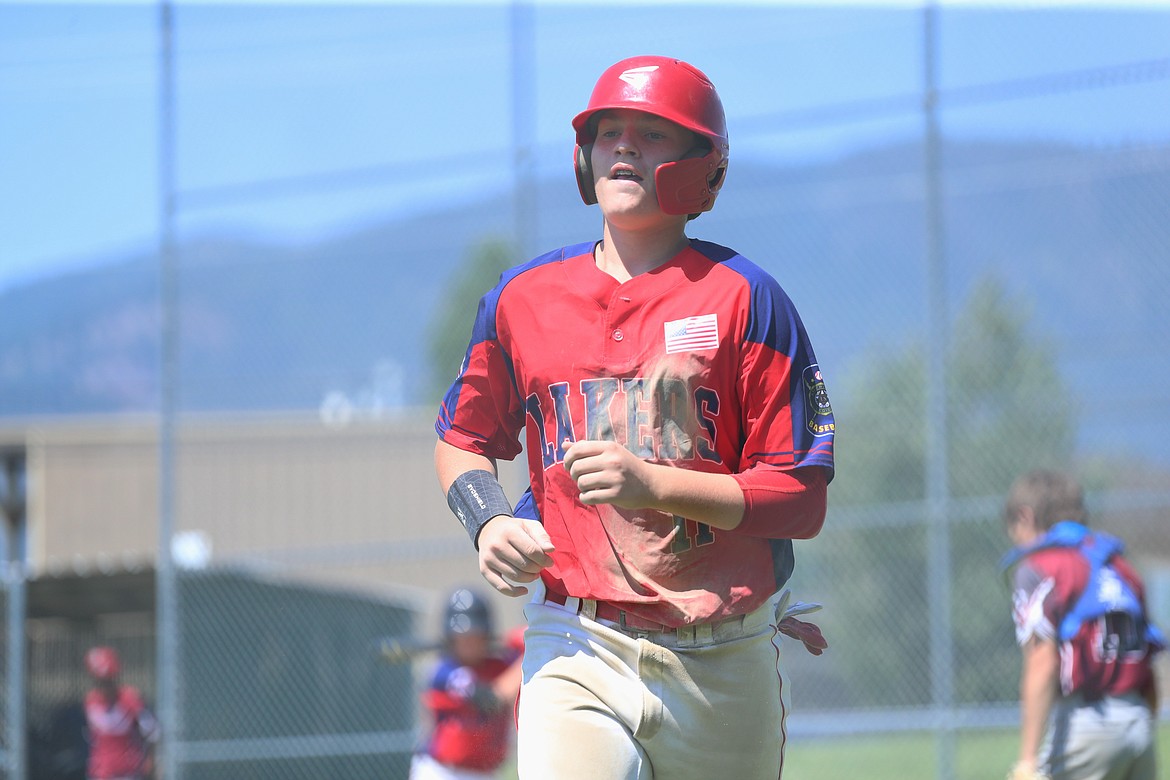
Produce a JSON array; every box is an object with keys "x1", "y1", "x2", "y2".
[
  {"x1": 510, "y1": 0, "x2": 536, "y2": 261},
  {"x1": 923, "y1": 2, "x2": 956, "y2": 778},
  {"x1": 1, "y1": 451, "x2": 26, "y2": 780},
  {"x1": 156, "y1": 1, "x2": 181, "y2": 778}
]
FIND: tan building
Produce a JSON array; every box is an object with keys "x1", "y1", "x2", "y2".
[{"x1": 1, "y1": 410, "x2": 531, "y2": 635}]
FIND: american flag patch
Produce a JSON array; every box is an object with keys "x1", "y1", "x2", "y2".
[{"x1": 664, "y1": 314, "x2": 719, "y2": 354}]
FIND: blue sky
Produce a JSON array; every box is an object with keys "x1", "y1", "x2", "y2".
[{"x1": 2, "y1": 0, "x2": 1169, "y2": 291}]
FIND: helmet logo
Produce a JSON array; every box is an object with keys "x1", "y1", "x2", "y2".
[{"x1": 618, "y1": 65, "x2": 659, "y2": 88}]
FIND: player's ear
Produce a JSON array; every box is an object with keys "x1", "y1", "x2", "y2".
[
  {"x1": 1009, "y1": 505, "x2": 1041, "y2": 543},
  {"x1": 575, "y1": 143, "x2": 597, "y2": 205}
]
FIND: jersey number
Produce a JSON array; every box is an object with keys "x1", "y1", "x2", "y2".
[
  {"x1": 1098, "y1": 612, "x2": 1146, "y2": 661},
  {"x1": 671, "y1": 516, "x2": 715, "y2": 554}
]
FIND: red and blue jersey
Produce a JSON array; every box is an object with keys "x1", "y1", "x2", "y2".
[
  {"x1": 84, "y1": 685, "x2": 156, "y2": 779},
  {"x1": 422, "y1": 649, "x2": 519, "y2": 771},
  {"x1": 437, "y1": 239, "x2": 835, "y2": 626}
]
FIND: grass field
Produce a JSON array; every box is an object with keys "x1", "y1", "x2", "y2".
[
  {"x1": 498, "y1": 723, "x2": 1170, "y2": 779},
  {"x1": 783, "y1": 724, "x2": 1170, "y2": 779}
]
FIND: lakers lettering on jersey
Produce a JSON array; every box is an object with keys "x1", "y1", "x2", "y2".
[{"x1": 438, "y1": 239, "x2": 835, "y2": 626}]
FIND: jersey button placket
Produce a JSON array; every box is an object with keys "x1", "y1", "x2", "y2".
[{"x1": 603, "y1": 292, "x2": 635, "y2": 368}]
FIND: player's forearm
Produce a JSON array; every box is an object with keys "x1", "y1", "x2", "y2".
[
  {"x1": 435, "y1": 438, "x2": 499, "y2": 494},
  {"x1": 1018, "y1": 638, "x2": 1059, "y2": 764},
  {"x1": 436, "y1": 438, "x2": 518, "y2": 550},
  {"x1": 640, "y1": 463, "x2": 827, "y2": 536},
  {"x1": 1019, "y1": 695, "x2": 1051, "y2": 765},
  {"x1": 642, "y1": 464, "x2": 746, "y2": 530}
]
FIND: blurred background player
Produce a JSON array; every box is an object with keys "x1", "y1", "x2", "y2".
[
  {"x1": 82, "y1": 646, "x2": 159, "y2": 780},
  {"x1": 1000, "y1": 469, "x2": 1164, "y2": 780},
  {"x1": 410, "y1": 587, "x2": 524, "y2": 780}
]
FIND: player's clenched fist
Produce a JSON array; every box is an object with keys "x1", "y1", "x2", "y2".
[
  {"x1": 476, "y1": 515, "x2": 555, "y2": 598},
  {"x1": 563, "y1": 438, "x2": 748, "y2": 531},
  {"x1": 563, "y1": 439, "x2": 655, "y2": 509}
]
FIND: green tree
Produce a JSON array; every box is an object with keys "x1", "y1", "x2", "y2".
[
  {"x1": 947, "y1": 278, "x2": 1077, "y2": 496},
  {"x1": 834, "y1": 277, "x2": 1076, "y2": 506},
  {"x1": 426, "y1": 237, "x2": 517, "y2": 403},
  {"x1": 812, "y1": 275, "x2": 1077, "y2": 708}
]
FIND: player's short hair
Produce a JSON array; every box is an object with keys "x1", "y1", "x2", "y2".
[{"x1": 1005, "y1": 468, "x2": 1087, "y2": 531}]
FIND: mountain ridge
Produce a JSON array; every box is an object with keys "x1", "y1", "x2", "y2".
[{"x1": 2, "y1": 138, "x2": 1167, "y2": 467}]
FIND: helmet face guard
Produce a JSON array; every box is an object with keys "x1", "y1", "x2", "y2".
[{"x1": 573, "y1": 56, "x2": 729, "y2": 217}]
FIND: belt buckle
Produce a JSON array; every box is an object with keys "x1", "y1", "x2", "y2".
[{"x1": 617, "y1": 610, "x2": 654, "y2": 640}]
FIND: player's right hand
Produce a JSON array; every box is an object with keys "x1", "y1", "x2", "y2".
[
  {"x1": 476, "y1": 515, "x2": 555, "y2": 597},
  {"x1": 1006, "y1": 760, "x2": 1050, "y2": 780}
]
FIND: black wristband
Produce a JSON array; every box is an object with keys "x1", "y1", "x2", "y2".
[{"x1": 446, "y1": 470, "x2": 513, "y2": 549}]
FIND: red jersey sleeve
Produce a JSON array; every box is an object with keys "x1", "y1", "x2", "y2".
[
  {"x1": 436, "y1": 247, "x2": 580, "y2": 458},
  {"x1": 733, "y1": 463, "x2": 827, "y2": 538},
  {"x1": 726, "y1": 249, "x2": 835, "y2": 478}
]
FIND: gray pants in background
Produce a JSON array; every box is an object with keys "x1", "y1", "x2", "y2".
[{"x1": 1043, "y1": 692, "x2": 1156, "y2": 780}]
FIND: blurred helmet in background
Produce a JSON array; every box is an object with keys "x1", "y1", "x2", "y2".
[{"x1": 444, "y1": 587, "x2": 494, "y2": 638}]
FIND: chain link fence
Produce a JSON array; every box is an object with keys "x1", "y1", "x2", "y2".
[{"x1": 2, "y1": 3, "x2": 1169, "y2": 779}]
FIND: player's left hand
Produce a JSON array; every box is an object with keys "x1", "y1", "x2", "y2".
[{"x1": 564, "y1": 439, "x2": 655, "y2": 509}]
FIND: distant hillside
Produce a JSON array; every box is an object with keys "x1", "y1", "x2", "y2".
[{"x1": 1, "y1": 139, "x2": 1167, "y2": 447}]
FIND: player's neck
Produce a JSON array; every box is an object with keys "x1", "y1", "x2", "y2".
[{"x1": 595, "y1": 224, "x2": 690, "y2": 282}]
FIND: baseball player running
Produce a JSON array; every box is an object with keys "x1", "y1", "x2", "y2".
[{"x1": 435, "y1": 55, "x2": 835, "y2": 779}]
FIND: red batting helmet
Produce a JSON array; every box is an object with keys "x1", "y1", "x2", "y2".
[
  {"x1": 85, "y1": 646, "x2": 121, "y2": 680},
  {"x1": 573, "y1": 55, "x2": 729, "y2": 217}
]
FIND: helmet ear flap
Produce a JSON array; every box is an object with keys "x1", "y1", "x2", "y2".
[{"x1": 574, "y1": 143, "x2": 597, "y2": 206}]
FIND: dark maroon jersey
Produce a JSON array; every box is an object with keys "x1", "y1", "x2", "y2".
[{"x1": 1011, "y1": 545, "x2": 1159, "y2": 702}]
